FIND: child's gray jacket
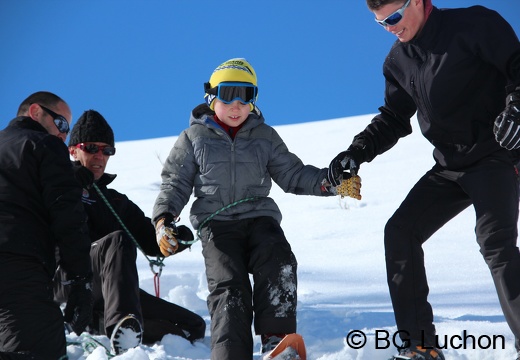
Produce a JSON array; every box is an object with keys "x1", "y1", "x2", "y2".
[{"x1": 152, "y1": 104, "x2": 331, "y2": 230}]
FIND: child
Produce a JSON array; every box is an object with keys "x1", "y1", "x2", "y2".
[{"x1": 152, "y1": 58, "x2": 337, "y2": 360}]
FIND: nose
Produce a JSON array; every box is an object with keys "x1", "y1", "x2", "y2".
[
  {"x1": 230, "y1": 100, "x2": 243, "y2": 108},
  {"x1": 92, "y1": 150, "x2": 104, "y2": 158}
]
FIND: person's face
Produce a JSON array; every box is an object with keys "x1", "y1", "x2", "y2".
[
  {"x1": 373, "y1": 0, "x2": 425, "y2": 42},
  {"x1": 69, "y1": 142, "x2": 112, "y2": 180},
  {"x1": 213, "y1": 99, "x2": 250, "y2": 128},
  {"x1": 28, "y1": 102, "x2": 72, "y2": 142}
]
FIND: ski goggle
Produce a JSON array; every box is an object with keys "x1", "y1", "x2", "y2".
[
  {"x1": 38, "y1": 104, "x2": 70, "y2": 134},
  {"x1": 75, "y1": 143, "x2": 116, "y2": 156},
  {"x1": 375, "y1": 0, "x2": 410, "y2": 27},
  {"x1": 205, "y1": 82, "x2": 258, "y2": 105}
]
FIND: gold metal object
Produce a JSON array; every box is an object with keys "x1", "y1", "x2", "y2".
[{"x1": 336, "y1": 175, "x2": 362, "y2": 200}]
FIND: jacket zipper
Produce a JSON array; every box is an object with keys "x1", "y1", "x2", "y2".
[
  {"x1": 417, "y1": 52, "x2": 436, "y2": 125},
  {"x1": 230, "y1": 140, "x2": 236, "y2": 204}
]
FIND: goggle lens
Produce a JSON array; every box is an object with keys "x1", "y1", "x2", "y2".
[
  {"x1": 217, "y1": 83, "x2": 257, "y2": 104},
  {"x1": 76, "y1": 143, "x2": 116, "y2": 156},
  {"x1": 206, "y1": 82, "x2": 258, "y2": 105}
]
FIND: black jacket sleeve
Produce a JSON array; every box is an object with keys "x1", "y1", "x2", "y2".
[{"x1": 41, "y1": 137, "x2": 92, "y2": 279}]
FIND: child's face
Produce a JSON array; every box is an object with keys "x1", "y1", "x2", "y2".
[{"x1": 214, "y1": 99, "x2": 250, "y2": 128}]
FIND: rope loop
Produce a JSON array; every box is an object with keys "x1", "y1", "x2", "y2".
[{"x1": 149, "y1": 257, "x2": 164, "y2": 276}]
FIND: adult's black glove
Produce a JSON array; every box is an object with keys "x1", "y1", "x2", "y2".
[
  {"x1": 176, "y1": 225, "x2": 195, "y2": 254},
  {"x1": 63, "y1": 274, "x2": 93, "y2": 335},
  {"x1": 327, "y1": 149, "x2": 361, "y2": 187},
  {"x1": 72, "y1": 164, "x2": 94, "y2": 189},
  {"x1": 494, "y1": 89, "x2": 520, "y2": 150}
]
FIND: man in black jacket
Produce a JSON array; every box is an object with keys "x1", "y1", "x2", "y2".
[
  {"x1": 327, "y1": 1, "x2": 520, "y2": 359},
  {"x1": 0, "y1": 92, "x2": 92, "y2": 359},
  {"x1": 53, "y1": 110, "x2": 205, "y2": 355}
]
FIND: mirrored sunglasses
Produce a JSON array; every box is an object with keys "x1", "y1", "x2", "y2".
[
  {"x1": 205, "y1": 82, "x2": 258, "y2": 105},
  {"x1": 75, "y1": 143, "x2": 116, "y2": 156},
  {"x1": 38, "y1": 104, "x2": 70, "y2": 134},
  {"x1": 375, "y1": 0, "x2": 411, "y2": 27}
]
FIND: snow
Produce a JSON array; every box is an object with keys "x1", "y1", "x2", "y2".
[{"x1": 66, "y1": 114, "x2": 518, "y2": 359}]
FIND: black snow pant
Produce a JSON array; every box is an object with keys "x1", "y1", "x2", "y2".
[
  {"x1": 384, "y1": 153, "x2": 520, "y2": 349},
  {"x1": 55, "y1": 230, "x2": 142, "y2": 337},
  {"x1": 139, "y1": 290, "x2": 206, "y2": 344},
  {"x1": 55, "y1": 230, "x2": 205, "y2": 343},
  {"x1": 0, "y1": 254, "x2": 67, "y2": 360},
  {"x1": 200, "y1": 216, "x2": 298, "y2": 360}
]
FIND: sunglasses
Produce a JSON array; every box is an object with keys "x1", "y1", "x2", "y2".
[
  {"x1": 205, "y1": 82, "x2": 258, "y2": 105},
  {"x1": 38, "y1": 104, "x2": 70, "y2": 134},
  {"x1": 375, "y1": 0, "x2": 411, "y2": 27},
  {"x1": 75, "y1": 143, "x2": 116, "y2": 156}
]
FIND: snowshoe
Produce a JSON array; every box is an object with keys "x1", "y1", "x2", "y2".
[
  {"x1": 389, "y1": 345, "x2": 445, "y2": 360},
  {"x1": 262, "y1": 333, "x2": 306, "y2": 360},
  {"x1": 110, "y1": 314, "x2": 142, "y2": 355}
]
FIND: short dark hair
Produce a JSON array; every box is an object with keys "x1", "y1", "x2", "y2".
[
  {"x1": 367, "y1": 0, "x2": 405, "y2": 11},
  {"x1": 17, "y1": 91, "x2": 65, "y2": 116}
]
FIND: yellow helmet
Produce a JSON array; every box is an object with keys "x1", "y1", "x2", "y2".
[{"x1": 204, "y1": 58, "x2": 258, "y2": 111}]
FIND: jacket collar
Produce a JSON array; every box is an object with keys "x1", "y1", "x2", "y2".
[
  {"x1": 71, "y1": 160, "x2": 117, "y2": 187},
  {"x1": 9, "y1": 116, "x2": 48, "y2": 133},
  {"x1": 408, "y1": 6, "x2": 439, "y2": 47},
  {"x1": 95, "y1": 172, "x2": 117, "y2": 187},
  {"x1": 424, "y1": 0, "x2": 433, "y2": 21}
]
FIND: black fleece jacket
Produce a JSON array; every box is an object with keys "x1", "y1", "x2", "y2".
[
  {"x1": 75, "y1": 165, "x2": 161, "y2": 256},
  {"x1": 0, "y1": 117, "x2": 91, "y2": 278},
  {"x1": 350, "y1": 6, "x2": 520, "y2": 170}
]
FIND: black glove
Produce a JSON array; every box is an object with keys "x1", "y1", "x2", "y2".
[
  {"x1": 176, "y1": 225, "x2": 194, "y2": 253},
  {"x1": 72, "y1": 164, "x2": 94, "y2": 189},
  {"x1": 327, "y1": 149, "x2": 361, "y2": 187},
  {"x1": 63, "y1": 274, "x2": 93, "y2": 335},
  {"x1": 494, "y1": 88, "x2": 520, "y2": 150}
]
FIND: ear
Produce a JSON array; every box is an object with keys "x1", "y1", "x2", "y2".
[
  {"x1": 69, "y1": 146, "x2": 78, "y2": 159},
  {"x1": 27, "y1": 103, "x2": 42, "y2": 121}
]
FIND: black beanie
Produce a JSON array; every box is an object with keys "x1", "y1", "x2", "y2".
[{"x1": 68, "y1": 110, "x2": 114, "y2": 147}]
